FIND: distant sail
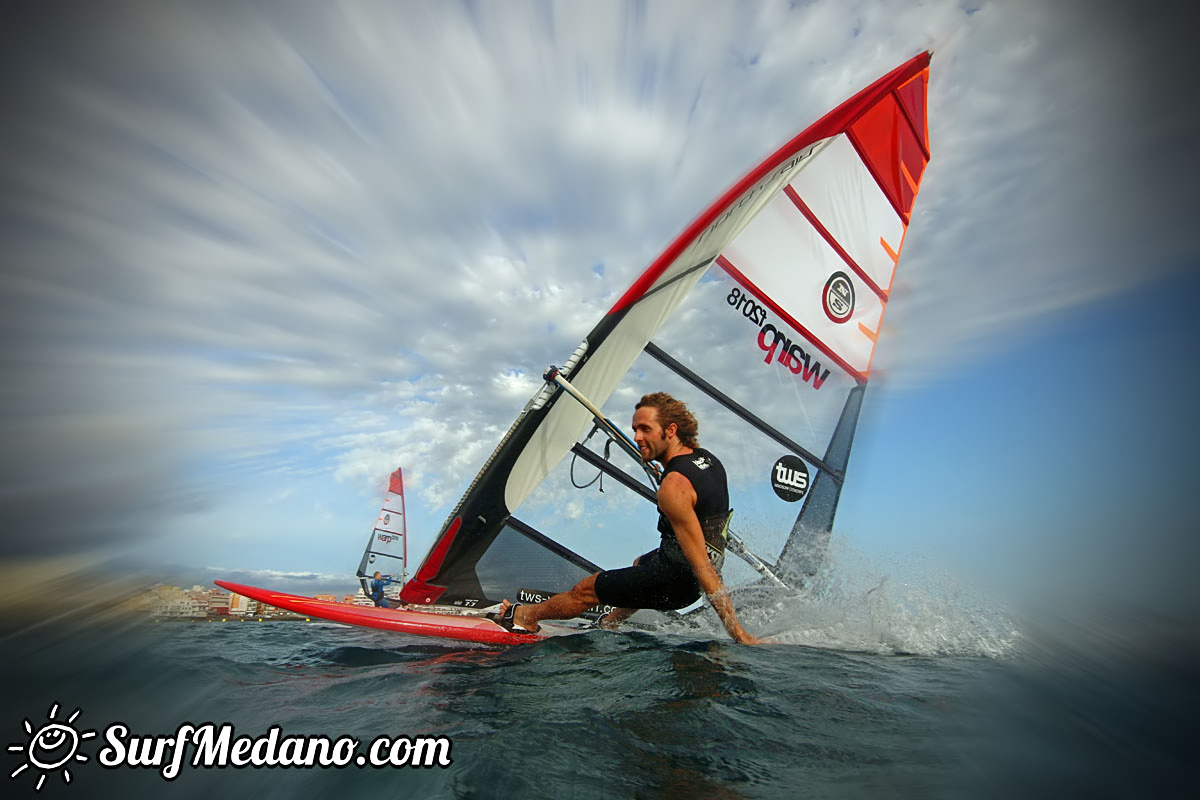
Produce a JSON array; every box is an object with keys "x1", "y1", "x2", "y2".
[
  {"x1": 401, "y1": 52, "x2": 932, "y2": 608},
  {"x1": 357, "y1": 468, "x2": 408, "y2": 600}
]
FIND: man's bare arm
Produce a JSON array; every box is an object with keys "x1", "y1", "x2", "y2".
[{"x1": 658, "y1": 474, "x2": 760, "y2": 644}]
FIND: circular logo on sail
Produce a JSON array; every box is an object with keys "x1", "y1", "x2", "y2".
[
  {"x1": 771, "y1": 455, "x2": 809, "y2": 502},
  {"x1": 822, "y1": 271, "x2": 855, "y2": 323}
]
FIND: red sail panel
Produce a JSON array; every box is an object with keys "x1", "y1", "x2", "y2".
[
  {"x1": 847, "y1": 88, "x2": 930, "y2": 220},
  {"x1": 895, "y1": 69, "x2": 930, "y2": 154}
]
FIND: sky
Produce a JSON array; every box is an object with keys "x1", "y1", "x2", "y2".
[{"x1": 1, "y1": 1, "x2": 1198, "y2": 623}]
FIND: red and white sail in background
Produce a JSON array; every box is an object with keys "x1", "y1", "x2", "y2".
[{"x1": 357, "y1": 468, "x2": 407, "y2": 599}]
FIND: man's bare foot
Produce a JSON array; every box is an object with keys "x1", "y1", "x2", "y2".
[{"x1": 598, "y1": 607, "x2": 634, "y2": 631}]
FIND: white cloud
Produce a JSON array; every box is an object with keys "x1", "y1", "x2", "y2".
[{"x1": 1, "y1": 0, "x2": 1195, "y2": 565}]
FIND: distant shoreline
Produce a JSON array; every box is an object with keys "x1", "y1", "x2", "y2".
[{"x1": 150, "y1": 616, "x2": 316, "y2": 623}]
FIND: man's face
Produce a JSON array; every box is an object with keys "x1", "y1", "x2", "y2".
[{"x1": 632, "y1": 406, "x2": 669, "y2": 462}]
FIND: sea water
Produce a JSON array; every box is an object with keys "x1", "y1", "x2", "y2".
[{"x1": 2, "y1": 575, "x2": 1194, "y2": 799}]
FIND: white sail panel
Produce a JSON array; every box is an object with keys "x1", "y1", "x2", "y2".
[
  {"x1": 503, "y1": 264, "x2": 708, "y2": 512},
  {"x1": 369, "y1": 529, "x2": 406, "y2": 559},
  {"x1": 789, "y1": 134, "x2": 906, "y2": 294},
  {"x1": 718, "y1": 188, "x2": 886, "y2": 377},
  {"x1": 375, "y1": 496, "x2": 405, "y2": 537}
]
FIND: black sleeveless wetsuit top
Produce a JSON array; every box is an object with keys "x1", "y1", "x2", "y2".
[
  {"x1": 655, "y1": 448, "x2": 731, "y2": 569},
  {"x1": 592, "y1": 448, "x2": 733, "y2": 610}
]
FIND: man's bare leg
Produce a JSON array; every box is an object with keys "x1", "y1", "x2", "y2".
[{"x1": 498, "y1": 574, "x2": 601, "y2": 633}]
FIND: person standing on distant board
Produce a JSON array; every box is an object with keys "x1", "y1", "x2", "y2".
[
  {"x1": 492, "y1": 392, "x2": 761, "y2": 644},
  {"x1": 368, "y1": 571, "x2": 395, "y2": 608}
]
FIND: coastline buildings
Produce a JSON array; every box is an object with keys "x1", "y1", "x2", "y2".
[
  {"x1": 143, "y1": 585, "x2": 227, "y2": 619},
  {"x1": 142, "y1": 584, "x2": 373, "y2": 620}
]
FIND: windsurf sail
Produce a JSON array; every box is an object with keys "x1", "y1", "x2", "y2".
[
  {"x1": 357, "y1": 468, "x2": 408, "y2": 601},
  {"x1": 400, "y1": 52, "x2": 932, "y2": 610}
]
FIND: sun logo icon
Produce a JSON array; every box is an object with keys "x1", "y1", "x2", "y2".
[{"x1": 7, "y1": 703, "x2": 96, "y2": 792}]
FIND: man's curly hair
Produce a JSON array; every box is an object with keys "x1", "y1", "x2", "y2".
[{"x1": 635, "y1": 392, "x2": 699, "y2": 448}]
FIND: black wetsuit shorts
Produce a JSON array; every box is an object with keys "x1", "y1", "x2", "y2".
[{"x1": 593, "y1": 549, "x2": 700, "y2": 611}]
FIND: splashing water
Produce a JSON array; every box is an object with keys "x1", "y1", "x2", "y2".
[{"x1": 723, "y1": 541, "x2": 1021, "y2": 657}]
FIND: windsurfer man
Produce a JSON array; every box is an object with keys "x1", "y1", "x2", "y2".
[
  {"x1": 368, "y1": 572, "x2": 396, "y2": 608},
  {"x1": 494, "y1": 392, "x2": 760, "y2": 644}
]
